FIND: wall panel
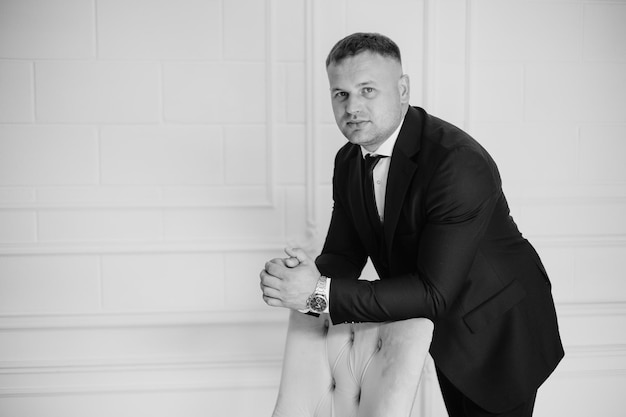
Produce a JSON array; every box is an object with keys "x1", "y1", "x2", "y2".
[{"x1": 0, "y1": 0, "x2": 302, "y2": 414}]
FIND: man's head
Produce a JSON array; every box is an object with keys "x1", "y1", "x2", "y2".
[
  {"x1": 326, "y1": 33, "x2": 410, "y2": 152},
  {"x1": 326, "y1": 32, "x2": 402, "y2": 68}
]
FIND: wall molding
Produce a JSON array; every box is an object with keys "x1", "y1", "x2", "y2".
[
  {"x1": 301, "y1": 0, "x2": 319, "y2": 252},
  {"x1": 422, "y1": 0, "x2": 437, "y2": 110},
  {"x1": 0, "y1": 234, "x2": 623, "y2": 257},
  {"x1": 555, "y1": 344, "x2": 626, "y2": 378},
  {"x1": 0, "y1": 309, "x2": 289, "y2": 330},
  {"x1": 2, "y1": 183, "x2": 623, "y2": 210},
  {"x1": 0, "y1": 374, "x2": 281, "y2": 398},
  {"x1": 530, "y1": 234, "x2": 626, "y2": 248},
  {"x1": 464, "y1": 0, "x2": 474, "y2": 131},
  {"x1": 0, "y1": 185, "x2": 276, "y2": 210},
  {"x1": 557, "y1": 301, "x2": 626, "y2": 317},
  {"x1": 0, "y1": 238, "x2": 289, "y2": 256},
  {"x1": 0, "y1": 301, "x2": 623, "y2": 330},
  {"x1": 264, "y1": 0, "x2": 276, "y2": 208},
  {"x1": 0, "y1": 342, "x2": 624, "y2": 398},
  {"x1": 0, "y1": 353, "x2": 281, "y2": 374}
]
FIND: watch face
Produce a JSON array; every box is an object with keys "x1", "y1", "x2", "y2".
[{"x1": 309, "y1": 295, "x2": 327, "y2": 313}]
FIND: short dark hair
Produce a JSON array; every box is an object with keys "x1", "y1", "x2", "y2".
[{"x1": 325, "y1": 32, "x2": 402, "y2": 67}]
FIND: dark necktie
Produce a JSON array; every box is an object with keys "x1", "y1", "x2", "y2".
[{"x1": 363, "y1": 154, "x2": 387, "y2": 236}]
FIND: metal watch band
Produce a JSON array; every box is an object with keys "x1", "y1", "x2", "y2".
[{"x1": 315, "y1": 275, "x2": 328, "y2": 295}]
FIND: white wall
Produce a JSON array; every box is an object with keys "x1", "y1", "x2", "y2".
[{"x1": 0, "y1": 0, "x2": 624, "y2": 416}]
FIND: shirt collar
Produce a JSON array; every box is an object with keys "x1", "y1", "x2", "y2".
[{"x1": 360, "y1": 120, "x2": 402, "y2": 158}]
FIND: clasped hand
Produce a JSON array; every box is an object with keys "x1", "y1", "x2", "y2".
[{"x1": 260, "y1": 247, "x2": 321, "y2": 311}]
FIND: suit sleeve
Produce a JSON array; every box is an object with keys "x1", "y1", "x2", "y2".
[{"x1": 328, "y1": 146, "x2": 502, "y2": 324}]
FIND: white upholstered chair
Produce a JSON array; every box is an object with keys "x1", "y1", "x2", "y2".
[{"x1": 272, "y1": 310, "x2": 434, "y2": 417}]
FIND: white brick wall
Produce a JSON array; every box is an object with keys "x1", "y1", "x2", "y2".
[
  {"x1": 100, "y1": 126, "x2": 223, "y2": 185},
  {"x1": 36, "y1": 62, "x2": 161, "y2": 123},
  {"x1": 0, "y1": 255, "x2": 101, "y2": 313},
  {"x1": 97, "y1": 0, "x2": 221, "y2": 60},
  {"x1": 0, "y1": 126, "x2": 99, "y2": 185},
  {"x1": 0, "y1": 61, "x2": 33, "y2": 123},
  {"x1": 162, "y1": 62, "x2": 267, "y2": 123},
  {"x1": 0, "y1": 0, "x2": 624, "y2": 416}
]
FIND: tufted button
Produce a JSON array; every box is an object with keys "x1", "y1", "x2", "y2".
[
  {"x1": 350, "y1": 330, "x2": 355, "y2": 343},
  {"x1": 331, "y1": 378, "x2": 336, "y2": 391},
  {"x1": 377, "y1": 338, "x2": 383, "y2": 350}
]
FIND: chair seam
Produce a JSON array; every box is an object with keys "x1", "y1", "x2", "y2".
[{"x1": 358, "y1": 326, "x2": 381, "y2": 388}]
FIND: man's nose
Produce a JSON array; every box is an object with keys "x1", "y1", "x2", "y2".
[{"x1": 345, "y1": 95, "x2": 364, "y2": 115}]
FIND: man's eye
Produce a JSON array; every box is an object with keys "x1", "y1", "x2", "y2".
[
  {"x1": 334, "y1": 91, "x2": 348, "y2": 99},
  {"x1": 362, "y1": 87, "x2": 375, "y2": 96}
]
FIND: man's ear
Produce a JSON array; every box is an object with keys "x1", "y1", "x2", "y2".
[{"x1": 398, "y1": 74, "x2": 410, "y2": 104}]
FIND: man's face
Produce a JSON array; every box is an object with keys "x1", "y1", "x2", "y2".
[{"x1": 327, "y1": 52, "x2": 409, "y2": 152}]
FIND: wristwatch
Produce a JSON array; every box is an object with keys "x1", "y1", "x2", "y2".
[{"x1": 306, "y1": 275, "x2": 328, "y2": 314}]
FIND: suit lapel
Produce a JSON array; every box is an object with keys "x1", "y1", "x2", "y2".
[{"x1": 383, "y1": 107, "x2": 423, "y2": 253}]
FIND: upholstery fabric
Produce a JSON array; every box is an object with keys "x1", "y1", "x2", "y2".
[{"x1": 272, "y1": 311, "x2": 434, "y2": 417}]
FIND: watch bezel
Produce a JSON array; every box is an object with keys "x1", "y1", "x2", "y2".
[{"x1": 307, "y1": 293, "x2": 328, "y2": 313}]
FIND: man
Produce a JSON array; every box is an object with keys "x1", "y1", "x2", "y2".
[{"x1": 260, "y1": 32, "x2": 563, "y2": 417}]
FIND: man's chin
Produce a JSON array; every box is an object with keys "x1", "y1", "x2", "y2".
[{"x1": 343, "y1": 130, "x2": 371, "y2": 145}]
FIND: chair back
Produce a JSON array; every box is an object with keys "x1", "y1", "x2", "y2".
[{"x1": 272, "y1": 311, "x2": 434, "y2": 417}]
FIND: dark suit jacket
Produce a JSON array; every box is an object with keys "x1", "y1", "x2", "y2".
[{"x1": 315, "y1": 106, "x2": 564, "y2": 412}]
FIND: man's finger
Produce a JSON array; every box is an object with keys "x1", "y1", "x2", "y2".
[
  {"x1": 266, "y1": 257, "x2": 287, "y2": 268},
  {"x1": 264, "y1": 259, "x2": 290, "y2": 279},
  {"x1": 261, "y1": 285, "x2": 281, "y2": 300},
  {"x1": 260, "y1": 269, "x2": 282, "y2": 289},
  {"x1": 284, "y1": 247, "x2": 309, "y2": 263},
  {"x1": 262, "y1": 295, "x2": 283, "y2": 307}
]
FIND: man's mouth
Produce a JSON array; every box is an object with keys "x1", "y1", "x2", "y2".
[{"x1": 346, "y1": 120, "x2": 369, "y2": 128}]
